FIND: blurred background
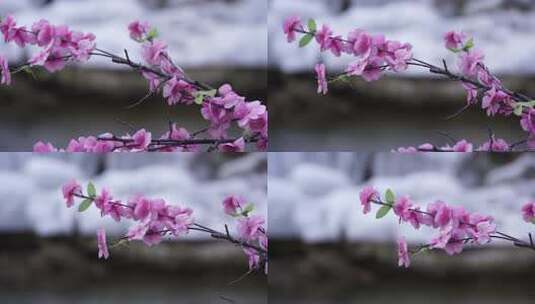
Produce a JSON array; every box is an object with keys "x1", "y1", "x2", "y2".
[
  {"x1": 0, "y1": 153, "x2": 267, "y2": 303},
  {"x1": 269, "y1": 0, "x2": 535, "y2": 151},
  {"x1": 0, "y1": 0, "x2": 267, "y2": 151},
  {"x1": 269, "y1": 152, "x2": 535, "y2": 303}
]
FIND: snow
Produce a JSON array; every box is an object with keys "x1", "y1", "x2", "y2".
[
  {"x1": 268, "y1": 153, "x2": 535, "y2": 246},
  {"x1": 270, "y1": 0, "x2": 535, "y2": 75},
  {"x1": 0, "y1": 154, "x2": 267, "y2": 239}
]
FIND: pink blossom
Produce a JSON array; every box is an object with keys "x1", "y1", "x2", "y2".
[
  {"x1": 450, "y1": 205, "x2": 470, "y2": 229},
  {"x1": 33, "y1": 141, "x2": 57, "y2": 152},
  {"x1": 128, "y1": 20, "x2": 150, "y2": 41},
  {"x1": 90, "y1": 140, "x2": 116, "y2": 153},
  {"x1": 69, "y1": 32, "x2": 96, "y2": 62},
  {"x1": 471, "y1": 220, "x2": 496, "y2": 245},
  {"x1": 359, "y1": 186, "x2": 378, "y2": 215},
  {"x1": 168, "y1": 206, "x2": 194, "y2": 235},
  {"x1": 218, "y1": 87, "x2": 245, "y2": 109},
  {"x1": 141, "y1": 40, "x2": 167, "y2": 65},
  {"x1": 283, "y1": 16, "x2": 302, "y2": 43},
  {"x1": 346, "y1": 29, "x2": 372, "y2": 57},
  {"x1": 443, "y1": 229, "x2": 466, "y2": 256},
  {"x1": 384, "y1": 42, "x2": 412, "y2": 72},
  {"x1": 443, "y1": 31, "x2": 467, "y2": 50},
  {"x1": 205, "y1": 98, "x2": 231, "y2": 125},
  {"x1": 237, "y1": 215, "x2": 265, "y2": 241},
  {"x1": 163, "y1": 76, "x2": 195, "y2": 105},
  {"x1": 452, "y1": 140, "x2": 473, "y2": 152},
  {"x1": 142, "y1": 222, "x2": 165, "y2": 246},
  {"x1": 458, "y1": 49, "x2": 484, "y2": 77},
  {"x1": 65, "y1": 138, "x2": 85, "y2": 152},
  {"x1": 482, "y1": 87, "x2": 511, "y2": 116},
  {"x1": 361, "y1": 58, "x2": 384, "y2": 82},
  {"x1": 131, "y1": 196, "x2": 152, "y2": 221},
  {"x1": 62, "y1": 179, "x2": 82, "y2": 208},
  {"x1": 43, "y1": 48, "x2": 68, "y2": 72},
  {"x1": 142, "y1": 71, "x2": 161, "y2": 92},
  {"x1": 430, "y1": 225, "x2": 465, "y2": 255},
  {"x1": 345, "y1": 58, "x2": 368, "y2": 77},
  {"x1": 244, "y1": 247, "x2": 261, "y2": 271},
  {"x1": 462, "y1": 83, "x2": 478, "y2": 105},
  {"x1": 521, "y1": 108, "x2": 535, "y2": 135},
  {"x1": 256, "y1": 137, "x2": 268, "y2": 152},
  {"x1": 223, "y1": 195, "x2": 245, "y2": 216},
  {"x1": 160, "y1": 57, "x2": 184, "y2": 78},
  {"x1": 394, "y1": 196, "x2": 421, "y2": 229},
  {"x1": 0, "y1": 15, "x2": 32, "y2": 47},
  {"x1": 478, "y1": 69, "x2": 501, "y2": 88},
  {"x1": 218, "y1": 137, "x2": 245, "y2": 152},
  {"x1": 315, "y1": 25, "x2": 333, "y2": 52},
  {"x1": 159, "y1": 123, "x2": 197, "y2": 151},
  {"x1": 425, "y1": 201, "x2": 453, "y2": 228},
  {"x1": 0, "y1": 15, "x2": 17, "y2": 42},
  {"x1": 478, "y1": 136, "x2": 509, "y2": 152},
  {"x1": 329, "y1": 36, "x2": 344, "y2": 57},
  {"x1": 127, "y1": 222, "x2": 149, "y2": 241},
  {"x1": 132, "y1": 128, "x2": 152, "y2": 150},
  {"x1": 94, "y1": 188, "x2": 112, "y2": 212},
  {"x1": 393, "y1": 196, "x2": 412, "y2": 220},
  {"x1": 0, "y1": 55, "x2": 11, "y2": 85},
  {"x1": 418, "y1": 143, "x2": 434, "y2": 151},
  {"x1": 97, "y1": 228, "x2": 109, "y2": 259},
  {"x1": 396, "y1": 147, "x2": 418, "y2": 153},
  {"x1": 522, "y1": 202, "x2": 535, "y2": 223},
  {"x1": 397, "y1": 237, "x2": 410, "y2": 268},
  {"x1": 31, "y1": 19, "x2": 55, "y2": 47},
  {"x1": 315, "y1": 63, "x2": 328, "y2": 95},
  {"x1": 236, "y1": 103, "x2": 267, "y2": 137}
]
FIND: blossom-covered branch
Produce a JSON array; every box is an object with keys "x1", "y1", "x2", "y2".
[
  {"x1": 62, "y1": 180, "x2": 267, "y2": 274},
  {"x1": 359, "y1": 186, "x2": 535, "y2": 268},
  {"x1": 284, "y1": 16, "x2": 535, "y2": 151},
  {"x1": 0, "y1": 15, "x2": 267, "y2": 152}
]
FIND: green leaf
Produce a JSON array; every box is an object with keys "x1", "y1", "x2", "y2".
[
  {"x1": 78, "y1": 198, "x2": 92, "y2": 212},
  {"x1": 194, "y1": 93, "x2": 204, "y2": 105},
  {"x1": 376, "y1": 204, "x2": 392, "y2": 219},
  {"x1": 87, "y1": 182, "x2": 96, "y2": 197},
  {"x1": 413, "y1": 246, "x2": 429, "y2": 256},
  {"x1": 330, "y1": 74, "x2": 351, "y2": 83},
  {"x1": 299, "y1": 33, "x2": 314, "y2": 48},
  {"x1": 242, "y1": 203, "x2": 255, "y2": 216},
  {"x1": 194, "y1": 89, "x2": 217, "y2": 105},
  {"x1": 531, "y1": 218, "x2": 535, "y2": 225},
  {"x1": 385, "y1": 189, "x2": 395, "y2": 204},
  {"x1": 147, "y1": 28, "x2": 159, "y2": 40},
  {"x1": 513, "y1": 104, "x2": 524, "y2": 116},
  {"x1": 447, "y1": 47, "x2": 461, "y2": 53},
  {"x1": 307, "y1": 19, "x2": 317, "y2": 32},
  {"x1": 462, "y1": 38, "x2": 474, "y2": 51},
  {"x1": 517, "y1": 100, "x2": 535, "y2": 108}
]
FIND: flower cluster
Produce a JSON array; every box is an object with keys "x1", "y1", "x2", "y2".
[
  {"x1": 1, "y1": 15, "x2": 96, "y2": 72},
  {"x1": 357, "y1": 186, "x2": 534, "y2": 268},
  {"x1": 223, "y1": 195, "x2": 268, "y2": 273},
  {"x1": 395, "y1": 136, "x2": 531, "y2": 152},
  {"x1": 522, "y1": 201, "x2": 535, "y2": 223},
  {"x1": 285, "y1": 16, "x2": 535, "y2": 151},
  {"x1": 444, "y1": 31, "x2": 535, "y2": 147},
  {"x1": 284, "y1": 16, "x2": 413, "y2": 89},
  {"x1": 34, "y1": 124, "x2": 251, "y2": 152},
  {"x1": 62, "y1": 180, "x2": 267, "y2": 273},
  {"x1": 0, "y1": 15, "x2": 267, "y2": 151}
]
